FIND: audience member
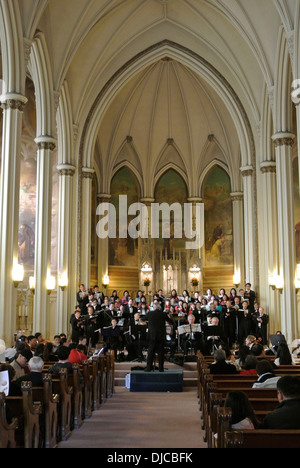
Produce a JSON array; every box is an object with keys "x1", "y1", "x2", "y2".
[
  {"x1": 10, "y1": 349, "x2": 32, "y2": 380},
  {"x1": 240, "y1": 355, "x2": 258, "y2": 375},
  {"x1": 225, "y1": 391, "x2": 260, "y2": 429},
  {"x1": 209, "y1": 349, "x2": 237, "y2": 375},
  {"x1": 48, "y1": 346, "x2": 73, "y2": 375},
  {"x1": 252, "y1": 360, "x2": 280, "y2": 388},
  {"x1": 15, "y1": 356, "x2": 44, "y2": 389},
  {"x1": 263, "y1": 375, "x2": 300, "y2": 429},
  {"x1": 275, "y1": 343, "x2": 292, "y2": 366}
]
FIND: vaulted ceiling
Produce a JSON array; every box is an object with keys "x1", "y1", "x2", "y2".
[{"x1": 16, "y1": 0, "x2": 299, "y2": 193}]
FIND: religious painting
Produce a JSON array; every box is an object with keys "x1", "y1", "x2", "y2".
[
  {"x1": 293, "y1": 158, "x2": 300, "y2": 263},
  {"x1": 109, "y1": 166, "x2": 139, "y2": 267},
  {"x1": 154, "y1": 169, "x2": 188, "y2": 258},
  {"x1": 18, "y1": 78, "x2": 37, "y2": 269},
  {"x1": 18, "y1": 156, "x2": 36, "y2": 267},
  {"x1": 203, "y1": 165, "x2": 233, "y2": 266}
]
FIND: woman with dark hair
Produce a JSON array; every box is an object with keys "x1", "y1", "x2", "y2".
[
  {"x1": 224, "y1": 391, "x2": 260, "y2": 429},
  {"x1": 275, "y1": 343, "x2": 292, "y2": 366}
]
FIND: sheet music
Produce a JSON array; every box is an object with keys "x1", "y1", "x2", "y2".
[
  {"x1": 178, "y1": 324, "x2": 201, "y2": 335},
  {"x1": 0, "y1": 370, "x2": 9, "y2": 396}
]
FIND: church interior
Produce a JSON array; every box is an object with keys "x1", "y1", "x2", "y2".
[
  {"x1": 0, "y1": 0, "x2": 300, "y2": 362},
  {"x1": 2, "y1": 0, "x2": 300, "y2": 451}
]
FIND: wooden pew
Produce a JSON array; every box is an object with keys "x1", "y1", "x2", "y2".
[
  {"x1": 224, "y1": 428, "x2": 300, "y2": 448},
  {"x1": 0, "y1": 392, "x2": 18, "y2": 448},
  {"x1": 214, "y1": 407, "x2": 300, "y2": 448},
  {"x1": 51, "y1": 369, "x2": 73, "y2": 442},
  {"x1": 5, "y1": 381, "x2": 42, "y2": 448},
  {"x1": 69, "y1": 364, "x2": 83, "y2": 429},
  {"x1": 203, "y1": 384, "x2": 278, "y2": 446},
  {"x1": 82, "y1": 361, "x2": 93, "y2": 419},
  {"x1": 31, "y1": 374, "x2": 60, "y2": 448}
]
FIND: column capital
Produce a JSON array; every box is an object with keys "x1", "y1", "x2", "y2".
[
  {"x1": 240, "y1": 165, "x2": 254, "y2": 177},
  {"x1": 57, "y1": 164, "x2": 76, "y2": 177},
  {"x1": 35, "y1": 136, "x2": 57, "y2": 151},
  {"x1": 187, "y1": 197, "x2": 203, "y2": 204},
  {"x1": 272, "y1": 132, "x2": 295, "y2": 147},
  {"x1": 140, "y1": 197, "x2": 155, "y2": 206},
  {"x1": 0, "y1": 93, "x2": 27, "y2": 111},
  {"x1": 82, "y1": 167, "x2": 95, "y2": 179},
  {"x1": 260, "y1": 160, "x2": 276, "y2": 174},
  {"x1": 97, "y1": 193, "x2": 111, "y2": 203},
  {"x1": 230, "y1": 192, "x2": 243, "y2": 202}
]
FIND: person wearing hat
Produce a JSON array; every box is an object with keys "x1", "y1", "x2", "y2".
[{"x1": 10, "y1": 349, "x2": 32, "y2": 380}]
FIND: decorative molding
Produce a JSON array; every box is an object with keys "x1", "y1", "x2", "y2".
[
  {"x1": 35, "y1": 136, "x2": 56, "y2": 151},
  {"x1": 260, "y1": 160, "x2": 276, "y2": 174},
  {"x1": 57, "y1": 163, "x2": 76, "y2": 177},
  {"x1": 0, "y1": 93, "x2": 27, "y2": 111},
  {"x1": 230, "y1": 192, "x2": 243, "y2": 202},
  {"x1": 24, "y1": 38, "x2": 32, "y2": 69},
  {"x1": 272, "y1": 132, "x2": 295, "y2": 147},
  {"x1": 240, "y1": 165, "x2": 254, "y2": 177},
  {"x1": 82, "y1": 167, "x2": 95, "y2": 179},
  {"x1": 97, "y1": 193, "x2": 111, "y2": 203}
]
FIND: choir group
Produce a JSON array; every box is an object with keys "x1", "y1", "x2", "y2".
[{"x1": 72, "y1": 282, "x2": 269, "y2": 361}]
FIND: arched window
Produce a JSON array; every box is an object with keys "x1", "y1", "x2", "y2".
[{"x1": 203, "y1": 165, "x2": 233, "y2": 266}]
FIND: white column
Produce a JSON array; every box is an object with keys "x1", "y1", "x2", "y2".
[
  {"x1": 33, "y1": 137, "x2": 56, "y2": 335},
  {"x1": 97, "y1": 193, "x2": 111, "y2": 289},
  {"x1": 230, "y1": 192, "x2": 245, "y2": 288},
  {"x1": 0, "y1": 95, "x2": 27, "y2": 344},
  {"x1": 296, "y1": 103, "x2": 300, "y2": 191},
  {"x1": 240, "y1": 166, "x2": 256, "y2": 287},
  {"x1": 56, "y1": 164, "x2": 76, "y2": 334},
  {"x1": 80, "y1": 168, "x2": 95, "y2": 288},
  {"x1": 272, "y1": 132, "x2": 297, "y2": 343},
  {"x1": 259, "y1": 161, "x2": 280, "y2": 333}
]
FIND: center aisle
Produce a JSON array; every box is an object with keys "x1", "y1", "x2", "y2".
[{"x1": 58, "y1": 362, "x2": 207, "y2": 449}]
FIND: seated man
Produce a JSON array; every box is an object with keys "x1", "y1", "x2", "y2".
[
  {"x1": 126, "y1": 312, "x2": 148, "y2": 361},
  {"x1": 15, "y1": 356, "x2": 44, "y2": 389},
  {"x1": 202, "y1": 316, "x2": 225, "y2": 355},
  {"x1": 263, "y1": 375, "x2": 300, "y2": 429},
  {"x1": 209, "y1": 349, "x2": 237, "y2": 374},
  {"x1": 180, "y1": 314, "x2": 203, "y2": 356},
  {"x1": 48, "y1": 346, "x2": 73, "y2": 375}
]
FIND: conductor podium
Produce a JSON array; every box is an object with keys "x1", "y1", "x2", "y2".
[{"x1": 130, "y1": 369, "x2": 183, "y2": 392}]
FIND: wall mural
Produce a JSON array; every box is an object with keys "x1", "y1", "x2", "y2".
[
  {"x1": 203, "y1": 165, "x2": 233, "y2": 266},
  {"x1": 154, "y1": 168, "x2": 188, "y2": 257},
  {"x1": 293, "y1": 158, "x2": 300, "y2": 263},
  {"x1": 109, "y1": 166, "x2": 139, "y2": 267}
]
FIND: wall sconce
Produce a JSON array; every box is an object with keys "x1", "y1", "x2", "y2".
[
  {"x1": 58, "y1": 272, "x2": 68, "y2": 291},
  {"x1": 269, "y1": 274, "x2": 276, "y2": 290},
  {"x1": 233, "y1": 271, "x2": 241, "y2": 287},
  {"x1": 141, "y1": 263, "x2": 152, "y2": 273},
  {"x1": 12, "y1": 262, "x2": 24, "y2": 288},
  {"x1": 29, "y1": 276, "x2": 35, "y2": 294},
  {"x1": 275, "y1": 276, "x2": 284, "y2": 292},
  {"x1": 46, "y1": 274, "x2": 56, "y2": 294},
  {"x1": 270, "y1": 275, "x2": 283, "y2": 292},
  {"x1": 190, "y1": 265, "x2": 200, "y2": 274},
  {"x1": 102, "y1": 275, "x2": 109, "y2": 287}
]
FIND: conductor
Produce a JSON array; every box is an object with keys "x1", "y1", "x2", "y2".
[{"x1": 144, "y1": 303, "x2": 172, "y2": 372}]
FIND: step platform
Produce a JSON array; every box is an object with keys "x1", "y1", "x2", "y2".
[{"x1": 130, "y1": 369, "x2": 183, "y2": 392}]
